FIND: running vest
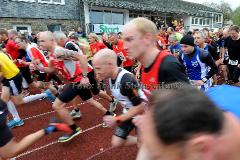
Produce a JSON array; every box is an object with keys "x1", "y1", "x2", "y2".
[
  {"x1": 26, "y1": 44, "x2": 48, "y2": 67},
  {"x1": 109, "y1": 68, "x2": 147, "y2": 110},
  {"x1": 0, "y1": 52, "x2": 20, "y2": 79},
  {"x1": 49, "y1": 47, "x2": 92, "y2": 82},
  {"x1": 181, "y1": 48, "x2": 211, "y2": 91},
  {"x1": 141, "y1": 51, "x2": 170, "y2": 96}
]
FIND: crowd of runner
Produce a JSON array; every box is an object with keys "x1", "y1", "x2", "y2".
[{"x1": 0, "y1": 17, "x2": 240, "y2": 160}]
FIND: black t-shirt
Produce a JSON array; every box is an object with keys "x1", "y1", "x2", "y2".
[
  {"x1": 208, "y1": 44, "x2": 219, "y2": 61},
  {"x1": 144, "y1": 55, "x2": 189, "y2": 84},
  {"x1": 111, "y1": 71, "x2": 143, "y2": 106},
  {"x1": 224, "y1": 37, "x2": 240, "y2": 61}
]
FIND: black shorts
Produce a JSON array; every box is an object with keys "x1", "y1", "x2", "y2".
[
  {"x1": 0, "y1": 111, "x2": 13, "y2": 147},
  {"x1": 58, "y1": 71, "x2": 100, "y2": 103},
  {"x1": 19, "y1": 67, "x2": 33, "y2": 84},
  {"x1": 33, "y1": 70, "x2": 47, "y2": 82},
  {"x1": 228, "y1": 65, "x2": 240, "y2": 83},
  {"x1": 2, "y1": 73, "x2": 23, "y2": 96},
  {"x1": 114, "y1": 119, "x2": 136, "y2": 140}
]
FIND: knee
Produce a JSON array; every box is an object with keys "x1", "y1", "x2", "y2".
[
  {"x1": 111, "y1": 136, "x2": 125, "y2": 148},
  {"x1": 52, "y1": 99, "x2": 63, "y2": 110}
]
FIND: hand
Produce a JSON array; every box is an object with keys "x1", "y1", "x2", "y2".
[
  {"x1": 44, "y1": 118, "x2": 72, "y2": 135},
  {"x1": 194, "y1": 80, "x2": 204, "y2": 86},
  {"x1": 17, "y1": 59, "x2": 23, "y2": 64},
  {"x1": 29, "y1": 63, "x2": 36, "y2": 71},
  {"x1": 136, "y1": 71, "x2": 140, "y2": 79},
  {"x1": 103, "y1": 115, "x2": 117, "y2": 127},
  {"x1": 80, "y1": 77, "x2": 90, "y2": 88}
]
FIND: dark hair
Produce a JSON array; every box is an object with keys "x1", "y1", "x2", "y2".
[
  {"x1": 150, "y1": 86, "x2": 224, "y2": 145},
  {"x1": 229, "y1": 25, "x2": 239, "y2": 33},
  {"x1": 0, "y1": 29, "x2": 8, "y2": 36},
  {"x1": 14, "y1": 36, "x2": 29, "y2": 43}
]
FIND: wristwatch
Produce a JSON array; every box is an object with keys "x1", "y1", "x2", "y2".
[{"x1": 202, "y1": 77, "x2": 208, "y2": 83}]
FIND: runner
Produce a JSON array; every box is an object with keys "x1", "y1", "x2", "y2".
[
  {"x1": 93, "y1": 48, "x2": 147, "y2": 148},
  {"x1": 0, "y1": 51, "x2": 55, "y2": 128},
  {"x1": 0, "y1": 98, "x2": 71, "y2": 159},
  {"x1": 122, "y1": 17, "x2": 189, "y2": 96},
  {"x1": 109, "y1": 33, "x2": 134, "y2": 72},
  {"x1": 224, "y1": 26, "x2": 240, "y2": 86},
  {"x1": 133, "y1": 86, "x2": 240, "y2": 160},
  {"x1": 179, "y1": 35, "x2": 218, "y2": 91},
  {"x1": 36, "y1": 31, "x2": 116, "y2": 142},
  {"x1": 53, "y1": 31, "x2": 117, "y2": 119}
]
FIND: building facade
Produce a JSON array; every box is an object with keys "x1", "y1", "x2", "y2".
[{"x1": 0, "y1": 0, "x2": 223, "y2": 34}]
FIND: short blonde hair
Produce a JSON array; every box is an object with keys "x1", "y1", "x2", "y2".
[
  {"x1": 126, "y1": 17, "x2": 158, "y2": 38},
  {"x1": 88, "y1": 33, "x2": 99, "y2": 41}
]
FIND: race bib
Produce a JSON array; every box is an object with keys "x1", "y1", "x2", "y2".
[{"x1": 228, "y1": 59, "x2": 238, "y2": 65}]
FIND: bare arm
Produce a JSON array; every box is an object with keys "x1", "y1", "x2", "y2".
[
  {"x1": 117, "y1": 103, "x2": 145, "y2": 122},
  {"x1": 34, "y1": 61, "x2": 56, "y2": 74},
  {"x1": 0, "y1": 130, "x2": 45, "y2": 158}
]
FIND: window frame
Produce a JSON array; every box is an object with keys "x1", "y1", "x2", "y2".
[{"x1": 38, "y1": 0, "x2": 65, "y2": 5}]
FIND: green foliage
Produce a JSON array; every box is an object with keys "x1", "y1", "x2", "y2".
[{"x1": 232, "y1": 7, "x2": 240, "y2": 26}]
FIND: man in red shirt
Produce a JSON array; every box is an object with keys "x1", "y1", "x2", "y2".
[
  {"x1": 0, "y1": 29, "x2": 33, "y2": 87},
  {"x1": 122, "y1": 18, "x2": 189, "y2": 96},
  {"x1": 88, "y1": 33, "x2": 106, "y2": 56},
  {"x1": 109, "y1": 33, "x2": 134, "y2": 72}
]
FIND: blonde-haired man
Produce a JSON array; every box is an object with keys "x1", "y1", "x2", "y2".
[{"x1": 122, "y1": 17, "x2": 189, "y2": 96}]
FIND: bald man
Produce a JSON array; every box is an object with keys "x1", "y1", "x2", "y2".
[
  {"x1": 36, "y1": 31, "x2": 115, "y2": 142},
  {"x1": 93, "y1": 48, "x2": 147, "y2": 148}
]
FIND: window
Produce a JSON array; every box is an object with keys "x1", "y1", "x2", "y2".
[
  {"x1": 214, "y1": 14, "x2": 222, "y2": 23},
  {"x1": 203, "y1": 19, "x2": 205, "y2": 25},
  {"x1": 104, "y1": 11, "x2": 112, "y2": 24},
  {"x1": 206, "y1": 19, "x2": 210, "y2": 25},
  {"x1": 91, "y1": 10, "x2": 104, "y2": 24},
  {"x1": 13, "y1": 25, "x2": 32, "y2": 34},
  {"x1": 192, "y1": 17, "x2": 199, "y2": 25},
  {"x1": 112, "y1": 12, "x2": 124, "y2": 24},
  {"x1": 47, "y1": 24, "x2": 61, "y2": 32},
  {"x1": 11, "y1": 0, "x2": 36, "y2": 2},
  {"x1": 195, "y1": 18, "x2": 198, "y2": 24},
  {"x1": 199, "y1": 18, "x2": 203, "y2": 25},
  {"x1": 90, "y1": 10, "x2": 124, "y2": 25},
  {"x1": 38, "y1": 0, "x2": 65, "y2": 5}
]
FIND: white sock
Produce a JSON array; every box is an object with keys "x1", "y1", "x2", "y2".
[
  {"x1": 7, "y1": 101, "x2": 21, "y2": 121},
  {"x1": 22, "y1": 77, "x2": 29, "y2": 89},
  {"x1": 23, "y1": 93, "x2": 47, "y2": 104}
]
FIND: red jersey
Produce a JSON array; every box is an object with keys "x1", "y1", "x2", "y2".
[
  {"x1": 112, "y1": 40, "x2": 133, "y2": 67},
  {"x1": 90, "y1": 41, "x2": 106, "y2": 55},
  {"x1": 5, "y1": 39, "x2": 26, "y2": 67},
  {"x1": 141, "y1": 50, "x2": 170, "y2": 96},
  {"x1": 49, "y1": 47, "x2": 92, "y2": 82}
]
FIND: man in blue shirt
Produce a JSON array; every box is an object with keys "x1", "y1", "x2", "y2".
[
  {"x1": 169, "y1": 34, "x2": 182, "y2": 58},
  {"x1": 179, "y1": 35, "x2": 218, "y2": 91}
]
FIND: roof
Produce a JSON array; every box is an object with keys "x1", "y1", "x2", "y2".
[{"x1": 82, "y1": 0, "x2": 222, "y2": 17}]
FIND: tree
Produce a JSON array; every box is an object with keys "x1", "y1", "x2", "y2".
[
  {"x1": 203, "y1": 1, "x2": 233, "y2": 25},
  {"x1": 232, "y1": 7, "x2": 240, "y2": 26}
]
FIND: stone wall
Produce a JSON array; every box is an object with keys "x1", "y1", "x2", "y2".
[{"x1": 0, "y1": 18, "x2": 83, "y2": 33}]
